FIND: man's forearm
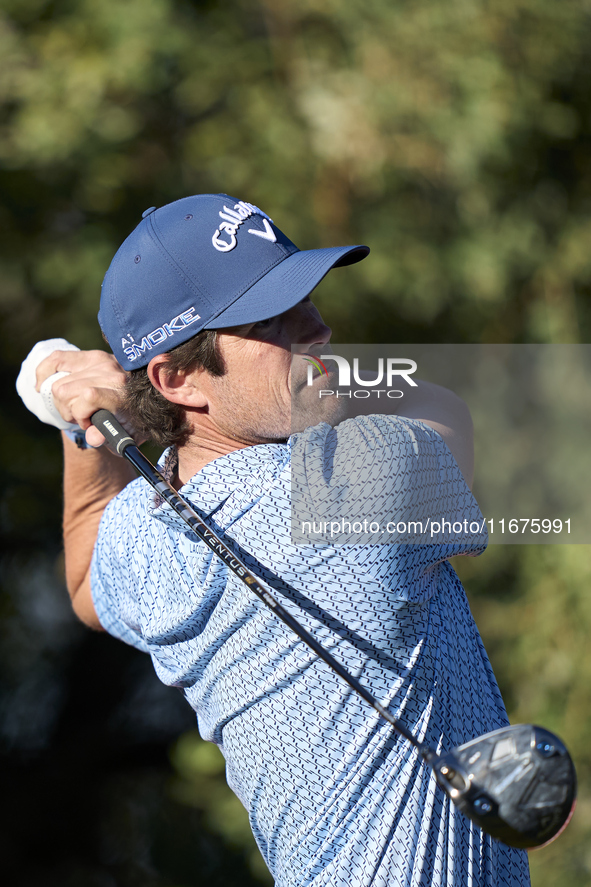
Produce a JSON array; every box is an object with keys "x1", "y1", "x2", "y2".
[{"x1": 63, "y1": 433, "x2": 136, "y2": 628}]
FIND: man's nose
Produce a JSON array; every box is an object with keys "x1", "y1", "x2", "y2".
[{"x1": 291, "y1": 300, "x2": 332, "y2": 345}]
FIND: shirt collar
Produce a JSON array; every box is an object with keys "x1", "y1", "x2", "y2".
[{"x1": 149, "y1": 441, "x2": 291, "y2": 532}]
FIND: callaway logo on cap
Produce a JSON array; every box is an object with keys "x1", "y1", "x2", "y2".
[
  {"x1": 211, "y1": 200, "x2": 276, "y2": 251},
  {"x1": 98, "y1": 193, "x2": 369, "y2": 370}
]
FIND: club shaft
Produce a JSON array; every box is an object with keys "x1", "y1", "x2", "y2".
[{"x1": 91, "y1": 409, "x2": 435, "y2": 761}]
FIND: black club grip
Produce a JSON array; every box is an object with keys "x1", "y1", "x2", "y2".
[{"x1": 91, "y1": 409, "x2": 136, "y2": 455}]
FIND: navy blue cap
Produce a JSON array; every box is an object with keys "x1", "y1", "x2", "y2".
[{"x1": 98, "y1": 194, "x2": 369, "y2": 370}]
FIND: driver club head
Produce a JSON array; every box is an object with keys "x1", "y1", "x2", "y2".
[{"x1": 432, "y1": 725, "x2": 576, "y2": 850}]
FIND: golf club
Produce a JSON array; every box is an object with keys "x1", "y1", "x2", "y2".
[{"x1": 90, "y1": 408, "x2": 577, "y2": 851}]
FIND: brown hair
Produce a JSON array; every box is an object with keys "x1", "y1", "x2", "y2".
[{"x1": 123, "y1": 329, "x2": 225, "y2": 448}]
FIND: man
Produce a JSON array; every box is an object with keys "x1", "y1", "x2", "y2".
[{"x1": 26, "y1": 194, "x2": 529, "y2": 885}]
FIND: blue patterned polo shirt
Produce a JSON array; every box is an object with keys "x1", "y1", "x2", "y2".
[{"x1": 91, "y1": 415, "x2": 530, "y2": 887}]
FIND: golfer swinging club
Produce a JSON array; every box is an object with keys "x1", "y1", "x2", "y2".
[{"x1": 19, "y1": 195, "x2": 531, "y2": 885}]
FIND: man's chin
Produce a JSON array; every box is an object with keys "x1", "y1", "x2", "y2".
[{"x1": 290, "y1": 390, "x2": 349, "y2": 434}]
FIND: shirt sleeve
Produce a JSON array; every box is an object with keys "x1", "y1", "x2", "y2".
[
  {"x1": 90, "y1": 481, "x2": 151, "y2": 654},
  {"x1": 290, "y1": 414, "x2": 487, "y2": 553}
]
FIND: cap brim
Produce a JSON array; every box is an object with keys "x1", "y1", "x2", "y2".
[{"x1": 204, "y1": 244, "x2": 369, "y2": 329}]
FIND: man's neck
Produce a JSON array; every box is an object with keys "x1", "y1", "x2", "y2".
[{"x1": 174, "y1": 436, "x2": 251, "y2": 488}]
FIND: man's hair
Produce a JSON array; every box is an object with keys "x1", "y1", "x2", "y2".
[{"x1": 123, "y1": 329, "x2": 225, "y2": 448}]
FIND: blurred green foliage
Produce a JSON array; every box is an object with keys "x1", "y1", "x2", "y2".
[
  {"x1": 1, "y1": 1, "x2": 591, "y2": 885},
  {"x1": 2, "y1": 0, "x2": 591, "y2": 354}
]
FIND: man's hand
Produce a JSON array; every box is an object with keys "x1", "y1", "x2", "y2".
[{"x1": 35, "y1": 349, "x2": 128, "y2": 448}]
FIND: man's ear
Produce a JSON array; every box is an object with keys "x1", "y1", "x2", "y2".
[{"x1": 147, "y1": 354, "x2": 209, "y2": 408}]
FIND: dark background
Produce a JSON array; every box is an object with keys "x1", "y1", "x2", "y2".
[{"x1": 1, "y1": 1, "x2": 591, "y2": 884}]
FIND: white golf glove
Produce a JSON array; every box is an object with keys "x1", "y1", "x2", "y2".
[{"x1": 16, "y1": 338, "x2": 82, "y2": 433}]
